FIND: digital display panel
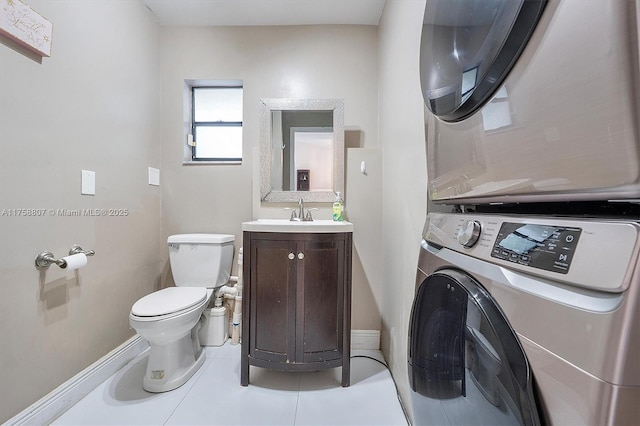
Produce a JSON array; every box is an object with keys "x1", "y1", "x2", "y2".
[{"x1": 491, "y1": 222, "x2": 581, "y2": 274}]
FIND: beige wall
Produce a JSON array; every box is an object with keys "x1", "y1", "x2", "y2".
[
  {"x1": 378, "y1": 0, "x2": 428, "y2": 421},
  {"x1": 159, "y1": 25, "x2": 382, "y2": 330},
  {"x1": 0, "y1": 1, "x2": 161, "y2": 422},
  {"x1": 0, "y1": 1, "x2": 428, "y2": 422}
]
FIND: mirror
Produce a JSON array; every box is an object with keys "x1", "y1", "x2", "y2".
[{"x1": 260, "y1": 98, "x2": 345, "y2": 203}]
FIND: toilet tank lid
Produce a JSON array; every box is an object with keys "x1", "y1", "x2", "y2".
[{"x1": 168, "y1": 233, "x2": 235, "y2": 244}]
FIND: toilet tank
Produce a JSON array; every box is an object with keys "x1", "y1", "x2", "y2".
[{"x1": 167, "y1": 234, "x2": 235, "y2": 288}]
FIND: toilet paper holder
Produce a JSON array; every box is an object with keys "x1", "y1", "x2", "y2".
[{"x1": 35, "y1": 245, "x2": 95, "y2": 269}]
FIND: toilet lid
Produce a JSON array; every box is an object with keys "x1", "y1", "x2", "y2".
[{"x1": 131, "y1": 287, "x2": 207, "y2": 317}]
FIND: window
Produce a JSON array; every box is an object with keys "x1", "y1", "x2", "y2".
[{"x1": 189, "y1": 83, "x2": 243, "y2": 163}]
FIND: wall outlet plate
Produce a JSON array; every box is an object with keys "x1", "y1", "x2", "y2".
[
  {"x1": 148, "y1": 167, "x2": 160, "y2": 186},
  {"x1": 81, "y1": 170, "x2": 95, "y2": 195}
]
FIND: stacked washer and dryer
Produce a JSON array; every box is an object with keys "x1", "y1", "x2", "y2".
[{"x1": 409, "y1": 0, "x2": 640, "y2": 424}]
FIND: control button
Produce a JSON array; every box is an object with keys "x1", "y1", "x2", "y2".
[
  {"x1": 566, "y1": 235, "x2": 574, "y2": 243},
  {"x1": 457, "y1": 220, "x2": 481, "y2": 248}
]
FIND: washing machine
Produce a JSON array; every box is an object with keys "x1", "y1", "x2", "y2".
[
  {"x1": 412, "y1": 0, "x2": 640, "y2": 424},
  {"x1": 408, "y1": 212, "x2": 640, "y2": 425},
  {"x1": 421, "y1": 0, "x2": 640, "y2": 204}
]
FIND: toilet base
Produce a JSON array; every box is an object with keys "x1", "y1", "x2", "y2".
[{"x1": 142, "y1": 332, "x2": 206, "y2": 393}]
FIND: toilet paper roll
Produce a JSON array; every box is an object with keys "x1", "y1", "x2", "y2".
[{"x1": 61, "y1": 253, "x2": 87, "y2": 271}]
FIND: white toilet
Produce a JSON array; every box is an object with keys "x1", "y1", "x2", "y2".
[{"x1": 129, "y1": 233, "x2": 235, "y2": 392}]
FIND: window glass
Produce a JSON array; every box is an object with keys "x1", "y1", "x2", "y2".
[
  {"x1": 190, "y1": 85, "x2": 243, "y2": 162},
  {"x1": 194, "y1": 126, "x2": 242, "y2": 160},
  {"x1": 194, "y1": 88, "x2": 243, "y2": 122}
]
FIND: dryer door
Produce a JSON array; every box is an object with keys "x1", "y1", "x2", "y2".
[
  {"x1": 408, "y1": 269, "x2": 541, "y2": 425},
  {"x1": 420, "y1": 0, "x2": 546, "y2": 122},
  {"x1": 424, "y1": 1, "x2": 640, "y2": 204}
]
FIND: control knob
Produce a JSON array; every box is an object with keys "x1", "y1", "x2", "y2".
[{"x1": 457, "y1": 220, "x2": 481, "y2": 248}]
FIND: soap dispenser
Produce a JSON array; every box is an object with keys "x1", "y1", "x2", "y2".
[{"x1": 332, "y1": 192, "x2": 344, "y2": 222}]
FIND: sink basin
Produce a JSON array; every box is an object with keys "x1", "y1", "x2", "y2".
[{"x1": 242, "y1": 219, "x2": 353, "y2": 233}]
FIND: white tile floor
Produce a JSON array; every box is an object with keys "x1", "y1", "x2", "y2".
[{"x1": 52, "y1": 342, "x2": 408, "y2": 425}]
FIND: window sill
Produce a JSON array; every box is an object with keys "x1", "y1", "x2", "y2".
[{"x1": 182, "y1": 160, "x2": 242, "y2": 166}]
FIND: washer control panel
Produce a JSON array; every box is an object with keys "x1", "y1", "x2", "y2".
[
  {"x1": 490, "y1": 222, "x2": 581, "y2": 274},
  {"x1": 422, "y1": 212, "x2": 639, "y2": 292}
]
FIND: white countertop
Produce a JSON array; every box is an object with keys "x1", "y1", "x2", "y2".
[{"x1": 242, "y1": 219, "x2": 353, "y2": 233}]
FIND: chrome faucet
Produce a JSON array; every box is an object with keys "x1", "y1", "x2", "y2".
[{"x1": 286, "y1": 198, "x2": 316, "y2": 221}]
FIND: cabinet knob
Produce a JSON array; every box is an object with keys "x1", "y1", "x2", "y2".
[
  {"x1": 297, "y1": 252, "x2": 304, "y2": 260},
  {"x1": 288, "y1": 253, "x2": 295, "y2": 260}
]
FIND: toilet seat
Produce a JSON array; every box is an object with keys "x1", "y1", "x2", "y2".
[{"x1": 131, "y1": 287, "x2": 208, "y2": 320}]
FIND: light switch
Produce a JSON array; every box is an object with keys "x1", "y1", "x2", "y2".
[
  {"x1": 81, "y1": 170, "x2": 95, "y2": 195},
  {"x1": 148, "y1": 167, "x2": 160, "y2": 186}
]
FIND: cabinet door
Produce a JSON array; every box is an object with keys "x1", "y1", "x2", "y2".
[
  {"x1": 298, "y1": 236, "x2": 345, "y2": 363},
  {"x1": 250, "y1": 238, "x2": 296, "y2": 363}
]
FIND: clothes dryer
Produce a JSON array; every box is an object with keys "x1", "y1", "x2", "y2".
[
  {"x1": 421, "y1": 0, "x2": 640, "y2": 204},
  {"x1": 408, "y1": 212, "x2": 640, "y2": 425}
]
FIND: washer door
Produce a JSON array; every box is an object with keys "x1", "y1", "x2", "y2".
[
  {"x1": 408, "y1": 269, "x2": 541, "y2": 425},
  {"x1": 420, "y1": 0, "x2": 546, "y2": 122}
]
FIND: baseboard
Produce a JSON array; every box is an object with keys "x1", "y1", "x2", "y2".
[
  {"x1": 7, "y1": 335, "x2": 148, "y2": 426},
  {"x1": 351, "y1": 329, "x2": 381, "y2": 350}
]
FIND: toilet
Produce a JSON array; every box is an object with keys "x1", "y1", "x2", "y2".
[{"x1": 129, "y1": 233, "x2": 235, "y2": 392}]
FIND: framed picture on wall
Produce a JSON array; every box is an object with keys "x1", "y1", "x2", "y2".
[{"x1": 0, "y1": 0, "x2": 53, "y2": 57}]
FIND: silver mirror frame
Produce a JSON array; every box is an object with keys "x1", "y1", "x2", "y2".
[{"x1": 260, "y1": 98, "x2": 345, "y2": 203}]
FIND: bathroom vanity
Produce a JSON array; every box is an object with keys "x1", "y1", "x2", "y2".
[{"x1": 241, "y1": 220, "x2": 353, "y2": 387}]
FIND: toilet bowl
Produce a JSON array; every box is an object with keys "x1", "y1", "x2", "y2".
[{"x1": 129, "y1": 234, "x2": 235, "y2": 392}]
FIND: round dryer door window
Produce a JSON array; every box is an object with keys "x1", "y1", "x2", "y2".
[
  {"x1": 408, "y1": 269, "x2": 542, "y2": 425},
  {"x1": 420, "y1": 0, "x2": 546, "y2": 122}
]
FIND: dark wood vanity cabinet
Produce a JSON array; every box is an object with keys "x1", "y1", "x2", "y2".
[{"x1": 241, "y1": 231, "x2": 352, "y2": 387}]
